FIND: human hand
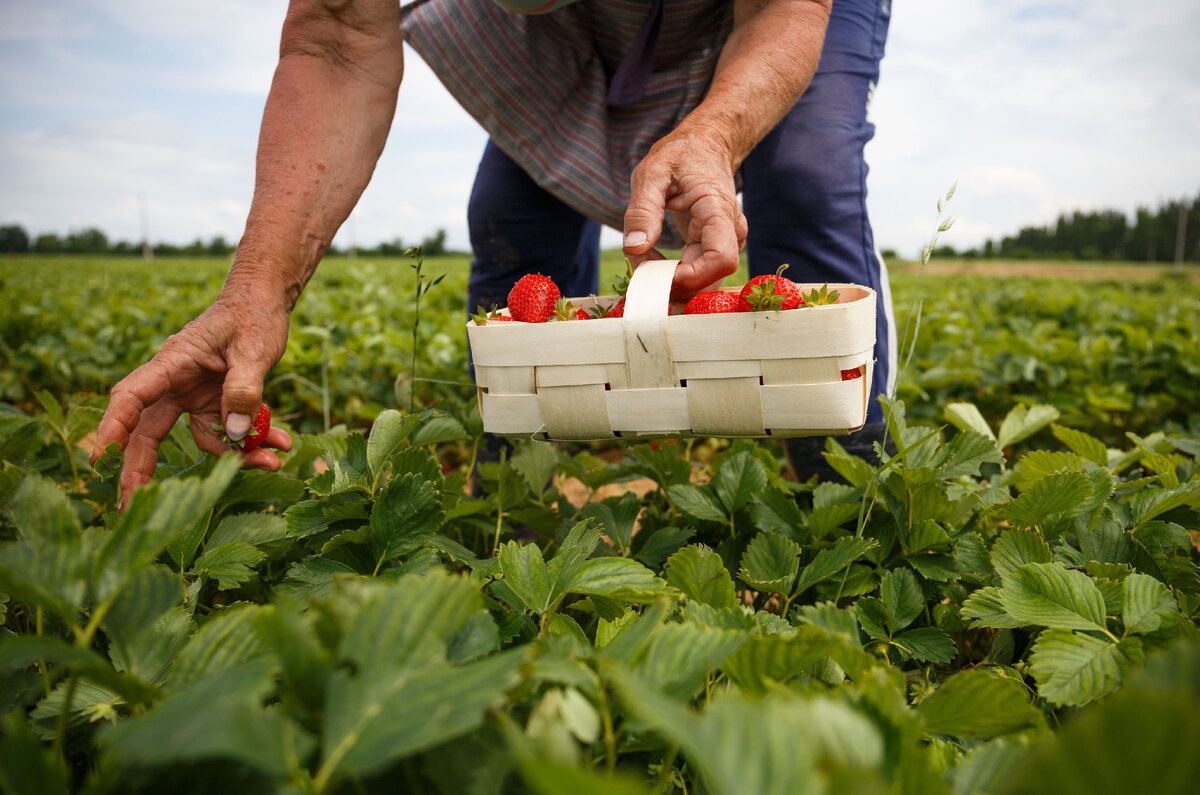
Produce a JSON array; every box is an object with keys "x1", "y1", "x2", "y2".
[
  {"x1": 622, "y1": 123, "x2": 748, "y2": 302},
  {"x1": 89, "y1": 287, "x2": 293, "y2": 507}
]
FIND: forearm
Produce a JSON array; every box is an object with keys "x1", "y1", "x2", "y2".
[
  {"x1": 226, "y1": 0, "x2": 403, "y2": 311},
  {"x1": 678, "y1": 0, "x2": 831, "y2": 168}
]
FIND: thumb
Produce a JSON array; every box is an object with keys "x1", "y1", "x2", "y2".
[
  {"x1": 623, "y1": 164, "x2": 668, "y2": 257},
  {"x1": 221, "y1": 357, "x2": 269, "y2": 441}
]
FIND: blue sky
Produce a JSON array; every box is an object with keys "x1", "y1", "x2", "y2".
[{"x1": 2, "y1": 0, "x2": 1198, "y2": 258}]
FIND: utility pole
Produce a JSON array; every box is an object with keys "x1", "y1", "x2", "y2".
[{"x1": 138, "y1": 193, "x2": 153, "y2": 260}]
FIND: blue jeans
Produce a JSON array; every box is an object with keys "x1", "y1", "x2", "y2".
[{"x1": 467, "y1": 0, "x2": 893, "y2": 425}]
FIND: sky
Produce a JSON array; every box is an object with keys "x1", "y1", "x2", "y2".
[{"x1": 1, "y1": 1, "x2": 1198, "y2": 260}]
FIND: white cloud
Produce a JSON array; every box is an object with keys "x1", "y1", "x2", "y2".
[{"x1": 1, "y1": 0, "x2": 1198, "y2": 261}]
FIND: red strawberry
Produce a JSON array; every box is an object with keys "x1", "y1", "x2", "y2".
[
  {"x1": 739, "y1": 264, "x2": 802, "y2": 312},
  {"x1": 684, "y1": 291, "x2": 742, "y2": 315},
  {"x1": 212, "y1": 403, "x2": 272, "y2": 451},
  {"x1": 604, "y1": 296, "x2": 626, "y2": 318},
  {"x1": 550, "y1": 299, "x2": 591, "y2": 321},
  {"x1": 841, "y1": 368, "x2": 863, "y2": 381},
  {"x1": 507, "y1": 274, "x2": 561, "y2": 323}
]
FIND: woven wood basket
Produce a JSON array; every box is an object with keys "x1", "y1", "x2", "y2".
[{"x1": 467, "y1": 259, "x2": 875, "y2": 441}]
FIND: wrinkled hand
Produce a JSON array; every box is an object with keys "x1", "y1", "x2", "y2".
[
  {"x1": 622, "y1": 123, "x2": 748, "y2": 302},
  {"x1": 89, "y1": 288, "x2": 293, "y2": 506}
]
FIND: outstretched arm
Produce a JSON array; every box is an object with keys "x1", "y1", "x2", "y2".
[
  {"x1": 623, "y1": 0, "x2": 831, "y2": 295},
  {"x1": 91, "y1": 0, "x2": 404, "y2": 503}
]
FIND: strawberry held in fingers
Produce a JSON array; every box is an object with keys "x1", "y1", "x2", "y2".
[
  {"x1": 684, "y1": 291, "x2": 741, "y2": 315},
  {"x1": 213, "y1": 403, "x2": 272, "y2": 451},
  {"x1": 739, "y1": 264, "x2": 802, "y2": 311},
  {"x1": 507, "y1": 274, "x2": 561, "y2": 323}
]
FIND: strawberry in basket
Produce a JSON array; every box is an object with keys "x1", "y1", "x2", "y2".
[{"x1": 507, "y1": 274, "x2": 561, "y2": 322}]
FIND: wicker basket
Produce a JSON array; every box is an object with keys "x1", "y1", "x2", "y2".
[{"x1": 466, "y1": 259, "x2": 875, "y2": 441}]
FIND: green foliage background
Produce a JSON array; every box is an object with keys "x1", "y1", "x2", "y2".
[{"x1": 1, "y1": 253, "x2": 1199, "y2": 794}]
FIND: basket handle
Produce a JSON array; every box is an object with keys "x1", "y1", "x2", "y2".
[{"x1": 622, "y1": 259, "x2": 678, "y2": 389}]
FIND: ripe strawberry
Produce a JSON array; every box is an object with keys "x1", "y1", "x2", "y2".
[
  {"x1": 550, "y1": 299, "x2": 590, "y2": 321},
  {"x1": 841, "y1": 368, "x2": 863, "y2": 381},
  {"x1": 684, "y1": 291, "x2": 741, "y2": 315},
  {"x1": 604, "y1": 296, "x2": 626, "y2": 318},
  {"x1": 507, "y1": 274, "x2": 561, "y2": 323},
  {"x1": 213, "y1": 403, "x2": 271, "y2": 451},
  {"x1": 739, "y1": 264, "x2": 802, "y2": 312}
]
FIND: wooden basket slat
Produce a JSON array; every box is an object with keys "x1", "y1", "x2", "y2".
[
  {"x1": 537, "y1": 384, "x2": 612, "y2": 439},
  {"x1": 687, "y1": 377, "x2": 766, "y2": 436},
  {"x1": 535, "y1": 363, "x2": 610, "y2": 388}
]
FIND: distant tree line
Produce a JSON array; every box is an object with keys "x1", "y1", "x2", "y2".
[
  {"x1": 921, "y1": 192, "x2": 1200, "y2": 262},
  {"x1": 0, "y1": 225, "x2": 461, "y2": 258}
]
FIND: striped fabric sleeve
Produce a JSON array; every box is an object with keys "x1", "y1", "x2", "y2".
[{"x1": 491, "y1": 0, "x2": 581, "y2": 13}]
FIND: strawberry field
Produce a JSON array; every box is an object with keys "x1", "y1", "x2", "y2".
[{"x1": 1, "y1": 252, "x2": 1199, "y2": 794}]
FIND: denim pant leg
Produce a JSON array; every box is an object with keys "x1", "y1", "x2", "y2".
[
  {"x1": 741, "y1": 0, "x2": 894, "y2": 429},
  {"x1": 467, "y1": 138, "x2": 602, "y2": 316}
]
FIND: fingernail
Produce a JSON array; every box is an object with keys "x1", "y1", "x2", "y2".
[
  {"x1": 624, "y1": 231, "x2": 647, "y2": 248},
  {"x1": 226, "y1": 412, "x2": 251, "y2": 441}
]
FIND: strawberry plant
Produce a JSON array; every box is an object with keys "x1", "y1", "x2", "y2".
[{"x1": 0, "y1": 248, "x2": 1198, "y2": 794}]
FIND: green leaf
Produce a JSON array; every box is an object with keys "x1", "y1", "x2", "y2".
[
  {"x1": 918, "y1": 669, "x2": 1042, "y2": 738},
  {"x1": 712, "y1": 451, "x2": 768, "y2": 514},
  {"x1": 854, "y1": 597, "x2": 889, "y2": 640},
  {"x1": 368, "y1": 473, "x2": 443, "y2": 569},
  {"x1": 546, "y1": 521, "x2": 604, "y2": 604},
  {"x1": 998, "y1": 563, "x2": 1109, "y2": 632},
  {"x1": 1004, "y1": 641, "x2": 1200, "y2": 795},
  {"x1": 1051, "y1": 423, "x2": 1108, "y2": 466},
  {"x1": 721, "y1": 628, "x2": 835, "y2": 691},
  {"x1": 578, "y1": 492, "x2": 642, "y2": 554},
  {"x1": 498, "y1": 541, "x2": 551, "y2": 614},
  {"x1": 960, "y1": 586, "x2": 1027, "y2": 629},
  {"x1": 935, "y1": 431, "x2": 1004, "y2": 478},
  {"x1": 1, "y1": 474, "x2": 88, "y2": 621},
  {"x1": 1129, "y1": 481, "x2": 1200, "y2": 528},
  {"x1": 749, "y1": 488, "x2": 807, "y2": 539},
  {"x1": 633, "y1": 621, "x2": 750, "y2": 700},
  {"x1": 880, "y1": 567, "x2": 924, "y2": 633},
  {"x1": 665, "y1": 544, "x2": 738, "y2": 609},
  {"x1": 1004, "y1": 471, "x2": 1093, "y2": 531},
  {"x1": 100, "y1": 662, "x2": 302, "y2": 779},
  {"x1": 570, "y1": 557, "x2": 675, "y2": 603},
  {"x1": 510, "y1": 440, "x2": 559, "y2": 498},
  {"x1": 1029, "y1": 630, "x2": 1143, "y2": 706},
  {"x1": 0, "y1": 710, "x2": 69, "y2": 795},
  {"x1": 96, "y1": 455, "x2": 241, "y2": 602},
  {"x1": 168, "y1": 604, "x2": 267, "y2": 690},
  {"x1": 255, "y1": 600, "x2": 332, "y2": 717},
  {"x1": 101, "y1": 565, "x2": 187, "y2": 684},
  {"x1": 997, "y1": 404, "x2": 1060, "y2": 450},
  {"x1": 668, "y1": 484, "x2": 728, "y2": 524},
  {"x1": 317, "y1": 574, "x2": 526, "y2": 786},
  {"x1": 1122, "y1": 572, "x2": 1179, "y2": 635},
  {"x1": 612, "y1": 669, "x2": 883, "y2": 795},
  {"x1": 91, "y1": 442, "x2": 123, "y2": 482},
  {"x1": 285, "y1": 498, "x2": 369, "y2": 539},
  {"x1": 408, "y1": 412, "x2": 468, "y2": 447},
  {"x1": 794, "y1": 537, "x2": 878, "y2": 594},
  {"x1": 366, "y1": 409, "x2": 417, "y2": 482},
  {"x1": 208, "y1": 511, "x2": 289, "y2": 548},
  {"x1": 943, "y1": 402, "x2": 995, "y2": 439},
  {"x1": 738, "y1": 531, "x2": 800, "y2": 596},
  {"x1": 191, "y1": 541, "x2": 267, "y2": 590},
  {"x1": 893, "y1": 627, "x2": 956, "y2": 664},
  {"x1": 990, "y1": 528, "x2": 1054, "y2": 581}
]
